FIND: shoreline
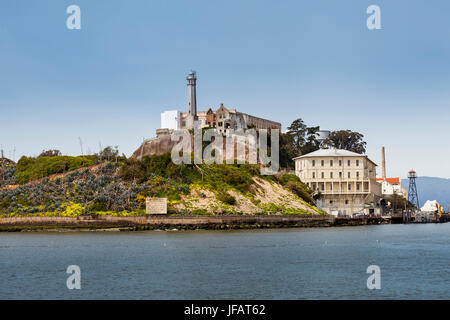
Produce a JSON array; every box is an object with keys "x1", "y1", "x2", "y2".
[{"x1": 0, "y1": 215, "x2": 390, "y2": 232}]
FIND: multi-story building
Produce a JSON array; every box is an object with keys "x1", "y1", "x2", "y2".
[
  {"x1": 293, "y1": 149, "x2": 382, "y2": 216},
  {"x1": 160, "y1": 71, "x2": 281, "y2": 134}
]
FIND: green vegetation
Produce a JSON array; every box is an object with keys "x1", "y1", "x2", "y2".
[
  {"x1": 119, "y1": 153, "x2": 258, "y2": 194},
  {"x1": 0, "y1": 158, "x2": 16, "y2": 187},
  {"x1": 280, "y1": 117, "x2": 367, "y2": 168},
  {"x1": 272, "y1": 173, "x2": 315, "y2": 204},
  {"x1": 0, "y1": 151, "x2": 319, "y2": 217},
  {"x1": 217, "y1": 191, "x2": 236, "y2": 205},
  {"x1": 15, "y1": 155, "x2": 96, "y2": 184}
]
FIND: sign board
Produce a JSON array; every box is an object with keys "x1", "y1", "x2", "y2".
[{"x1": 146, "y1": 198, "x2": 167, "y2": 215}]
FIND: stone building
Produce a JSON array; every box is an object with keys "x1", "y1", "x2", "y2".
[
  {"x1": 160, "y1": 71, "x2": 281, "y2": 135},
  {"x1": 133, "y1": 71, "x2": 281, "y2": 159},
  {"x1": 293, "y1": 149, "x2": 382, "y2": 216}
]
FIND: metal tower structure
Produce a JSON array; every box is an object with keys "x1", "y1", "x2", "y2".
[{"x1": 408, "y1": 170, "x2": 420, "y2": 209}]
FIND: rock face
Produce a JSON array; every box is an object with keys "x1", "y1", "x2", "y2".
[{"x1": 132, "y1": 135, "x2": 180, "y2": 160}]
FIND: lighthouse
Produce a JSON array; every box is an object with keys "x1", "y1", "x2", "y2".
[
  {"x1": 187, "y1": 70, "x2": 197, "y2": 116},
  {"x1": 184, "y1": 71, "x2": 199, "y2": 129}
]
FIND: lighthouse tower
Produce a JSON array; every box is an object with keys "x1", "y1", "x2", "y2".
[
  {"x1": 187, "y1": 71, "x2": 197, "y2": 115},
  {"x1": 185, "y1": 71, "x2": 198, "y2": 128}
]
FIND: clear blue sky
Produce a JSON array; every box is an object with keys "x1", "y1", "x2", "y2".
[{"x1": 1, "y1": 0, "x2": 450, "y2": 178}]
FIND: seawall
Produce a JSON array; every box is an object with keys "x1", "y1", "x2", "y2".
[{"x1": 0, "y1": 215, "x2": 388, "y2": 231}]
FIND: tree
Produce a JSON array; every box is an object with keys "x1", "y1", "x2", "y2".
[
  {"x1": 278, "y1": 118, "x2": 321, "y2": 169},
  {"x1": 286, "y1": 118, "x2": 320, "y2": 155},
  {"x1": 38, "y1": 150, "x2": 62, "y2": 158},
  {"x1": 322, "y1": 130, "x2": 367, "y2": 154},
  {"x1": 96, "y1": 146, "x2": 119, "y2": 162}
]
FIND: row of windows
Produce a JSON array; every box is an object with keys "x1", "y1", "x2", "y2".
[
  {"x1": 311, "y1": 182, "x2": 363, "y2": 191},
  {"x1": 312, "y1": 159, "x2": 360, "y2": 167},
  {"x1": 312, "y1": 171, "x2": 360, "y2": 179}
]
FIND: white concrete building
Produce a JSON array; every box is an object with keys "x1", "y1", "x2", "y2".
[
  {"x1": 293, "y1": 149, "x2": 382, "y2": 216},
  {"x1": 376, "y1": 177, "x2": 408, "y2": 199},
  {"x1": 161, "y1": 110, "x2": 180, "y2": 131}
]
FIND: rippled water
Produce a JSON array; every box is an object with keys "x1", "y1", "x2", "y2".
[{"x1": 1, "y1": 224, "x2": 450, "y2": 299}]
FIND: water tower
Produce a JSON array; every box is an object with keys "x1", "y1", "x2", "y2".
[
  {"x1": 408, "y1": 170, "x2": 420, "y2": 209},
  {"x1": 315, "y1": 130, "x2": 330, "y2": 148}
]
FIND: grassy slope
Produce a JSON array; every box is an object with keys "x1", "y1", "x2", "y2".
[{"x1": 0, "y1": 154, "x2": 323, "y2": 217}]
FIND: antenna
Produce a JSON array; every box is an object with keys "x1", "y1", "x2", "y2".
[
  {"x1": 99, "y1": 142, "x2": 103, "y2": 162},
  {"x1": 79, "y1": 137, "x2": 84, "y2": 155}
]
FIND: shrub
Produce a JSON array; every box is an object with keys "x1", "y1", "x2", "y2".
[
  {"x1": 285, "y1": 181, "x2": 314, "y2": 204},
  {"x1": 217, "y1": 191, "x2": 236, "y2": 205},
  {"x1": 15, "y1": 155, "x2": 95, "y2": 184}
]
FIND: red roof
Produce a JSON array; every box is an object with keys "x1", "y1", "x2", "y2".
[
  {"x1": 386, "y1": 177, "x2": 400, "y2": 184},
  {"x1": 377, "y1": 177, "x2": 400, "y2": 184}
]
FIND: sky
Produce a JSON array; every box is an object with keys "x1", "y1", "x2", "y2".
[{"x1": 1, "y1": 0, "x2": 450, "y2": 179}]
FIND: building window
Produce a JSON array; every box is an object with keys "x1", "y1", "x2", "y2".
[
  {"x1": 330, "y1": 172, "x2": 333, "y2": 179},
  {"x1": 312, "y1": 160, "x2": 315, "y2": 167},
  {"x1": 357, "y1": 183, "x2": 360, "y2": 191},
  {"x1": 347, "y1": 160, "x2": 351, "y2": 166},
  {"x1": 321, "y1": 184, "x2": 324, "y2": 191},
  {"x1": 339, "y1": 160, "x2": 342, "y2": 166},
  {"x1": 356, "y1": 171, "x2": 360, "y2": 178},
  {"x1": 182, "y1": 121, "x2": 186, "y2": 127},
  {"x1": 330, "y1": 200, "x2": 333, "y2": 204},
  {"x1": 312, "y1": 172, "x2": 315, "y2": 179},
  {"x1": 321, "y1": 160, "x2": 324, "y2": 166},
  {"x1": 345, "y1": 200, "x2": 349, "y2": 205},
  {"x1": 339, "y1": 172, "x2": 342, "y2": 178},
  {"x1": 348, "y1": 184, "x2": 351, "y2": 191},
  {"x1": 330, "y1": 160, "x2": 333, "y2": 167},
  {"x1": 321, "y1": 172, "x2": 324, "y2": 179},
  {"x1": 348, "y1": 172, "x2": 351, "y2": 178},
  {"x1": 356, "y1": 160, "x2": 360, "y2": 166}
]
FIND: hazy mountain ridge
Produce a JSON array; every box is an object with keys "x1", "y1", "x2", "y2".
[{"x1": 401, "y1": 177, "x2": 450, "y2": 208}]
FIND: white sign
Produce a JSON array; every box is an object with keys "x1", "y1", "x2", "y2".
[{"x1": 146, "y1": 198, "x2": 167, "y2": 214}]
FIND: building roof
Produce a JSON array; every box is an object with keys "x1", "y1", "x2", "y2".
[
  {"x1": 376, "y1": 177, "x2": 400, "y2": 184},
  {"x1": 292, "y1": 148, "x2": 377, "y2": 166},
  {"x1": 293, "y1": 149, "x2": 363, "y2": 159}
]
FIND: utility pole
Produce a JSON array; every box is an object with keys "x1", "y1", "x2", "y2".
[{"x1": 79, "y1": 137, "x2": 84, "y2": 156}]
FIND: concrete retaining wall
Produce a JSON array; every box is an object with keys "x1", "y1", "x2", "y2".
[{"x1": 0, "y1": 215, "x2": 387, "y2": 231}]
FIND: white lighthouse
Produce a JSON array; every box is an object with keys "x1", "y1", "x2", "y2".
[
  {"x1": 185, "y1": 71, "x2": 198, "y2": 128},
  {"x1": 187, "y1": 71, "x2": 197, "y2": 115}
]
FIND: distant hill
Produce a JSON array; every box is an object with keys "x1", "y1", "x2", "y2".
[{"x1": 401, "y1": 177, "x2": 450, "y2": 208}]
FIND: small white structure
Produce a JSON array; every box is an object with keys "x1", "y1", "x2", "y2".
[
  {"x1": 376, "y1": 177, "x2": 408, "y2": 199},
  {"x1": 161, "y1": 110, "x2": 180, "y2": 130},
  {"x1": 421, "y1": 200, "x2": 440, "y2": 213}
]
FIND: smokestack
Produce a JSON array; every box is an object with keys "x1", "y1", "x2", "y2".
[{"x1": 381, "y1": 146, "x2": 386, "y2": 179}]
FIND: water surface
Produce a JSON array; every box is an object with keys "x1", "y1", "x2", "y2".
[{"x1": 1, "y1": 224, "x2": 449, "y2": 299}]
